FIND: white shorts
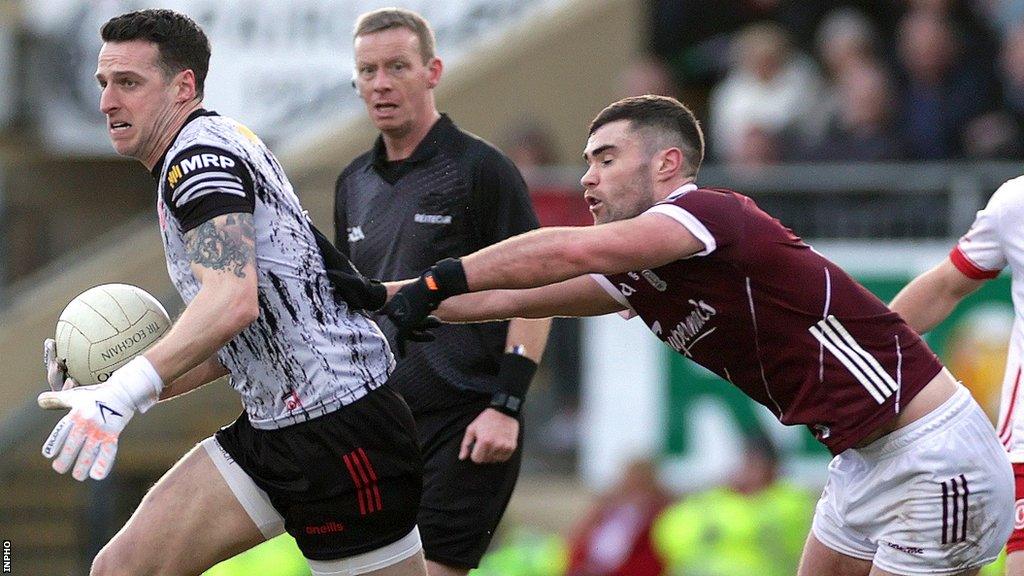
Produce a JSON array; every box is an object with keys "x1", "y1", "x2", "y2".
[
  {"x1": 201, "y1": 436, "x2": 423, "y2": 575},
  {"x1": 811, "y1": 385, "x2": 1014, "y2": 575}
]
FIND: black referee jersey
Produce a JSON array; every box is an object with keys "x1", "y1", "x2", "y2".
[{"x1": 335, "y1": 114, "x2": 539, "y2": 413}]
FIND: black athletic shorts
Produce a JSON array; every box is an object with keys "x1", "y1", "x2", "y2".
[
  {"x1": 214, "y1": 385, "x2": 423, "y2": 561},
  {"x1": 415, "y1": 394, "x2": 524, "y2": 568}
]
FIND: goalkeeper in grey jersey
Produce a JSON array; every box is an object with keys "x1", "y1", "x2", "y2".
[{"x1": 37, "y1": 9, "x2": 427, "y2": 576}]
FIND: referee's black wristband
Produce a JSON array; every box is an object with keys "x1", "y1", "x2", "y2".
[
  {"x1": 430, "y1": 258, "x2": 470, "y2": 298},
  {"x1": 489, "y1": 352, "x2": 538, "y2": 417}
]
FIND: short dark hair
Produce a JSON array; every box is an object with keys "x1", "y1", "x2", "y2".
[
  {"x1": 590, "y1": 95, "x2": 705, "y2": 178},
  {"x1": 354, "y1": 8, "x2": 436, "y2": 63},
  {"x1": 101, "y1": 9, "x2": 211, "y2": 99}
]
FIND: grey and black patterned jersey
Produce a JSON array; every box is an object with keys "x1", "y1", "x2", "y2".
[{"x1": 154, "y1": 110, "x2": 393, "y2": 430}]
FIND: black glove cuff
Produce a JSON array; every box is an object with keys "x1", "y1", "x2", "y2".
[
  {"x1": 489, "y1": 352, "x2": 538, "y2": 416},
  {"x1": 430, "y1": 258, "x2": 470, "y2": 298},
  {"x1": 364, "y1": 279, "x2": 387, "y2": 311}
]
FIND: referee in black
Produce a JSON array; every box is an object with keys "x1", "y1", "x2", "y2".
[{"x1": 335, "y1": 8, "x2": 552, "y2": 576}]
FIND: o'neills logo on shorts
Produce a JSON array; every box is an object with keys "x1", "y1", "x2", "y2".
[
  {"x1": 882, "y1": 541, "x2": 923, "y2": 555},
  {"x1": 1015, "y1": 499, "x2": 1024, "y2": 530},
  {"x1": 306, "y1": 521, "x2": 345, "y2": 535}
]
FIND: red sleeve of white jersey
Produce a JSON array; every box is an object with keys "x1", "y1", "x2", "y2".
[
  {"x1": 950, "y1": 246, "x2": 1001, "y2": 279},
  {"x1": 952, "y1": 189, "x2": 1007, "y2": 279}
]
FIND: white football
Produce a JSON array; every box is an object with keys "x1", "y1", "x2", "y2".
[{"x1": 55, "y1": 284, "x2": 171, "y2": 385}]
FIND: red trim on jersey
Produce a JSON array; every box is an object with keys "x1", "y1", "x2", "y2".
[
  {"x1": 1000, "y1": 366, "x2": 1022, "y2": 447},
  {"x1": 1006, "y1": 463, "x2": 1024, "y2": 553},
  {"x1": 949, "y1": 246, "x2": 1001, "y2": 280}
]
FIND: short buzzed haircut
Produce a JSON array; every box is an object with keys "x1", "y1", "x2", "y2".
[
  {"x1": 354, "y1": 8, "x2": 436, "y2": 63},
  {"x1": 590, "y1": 95, "x2": 705, "y2": 178},
  {"x1": 101, "y1": 9, "x2": 211, "y2": 99}
]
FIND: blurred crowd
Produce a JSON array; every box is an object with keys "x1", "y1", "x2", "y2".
[
  {"x1": 593, "y1": 0, "x2": 1024, "y2": 167},
  {"x1": 473, "y1": 438, "x2": 816, "y2": 576},
  {"x1": 637, "y1": 0, "x2": 1024, "y2": 165}
]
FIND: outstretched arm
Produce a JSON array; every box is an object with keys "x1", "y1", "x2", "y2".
[
  {"x1": 890, "y1": 258, "x2": 985, "y2": 334},
  {"x1": 458, "y1": 213, "x2": 704, "y2": 292},
  {"x1": 433, "y1": 275, "x2": 626, "y2": 322},
  {"x1": 381, "y1": 214, "x2": 687, "y2": 346}
]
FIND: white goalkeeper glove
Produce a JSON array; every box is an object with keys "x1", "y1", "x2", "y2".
[
  {"x1": 43, "y1": 338, "x2": 78, "y2": 391},
  {"x1": 38, "y1": 356, "x2": 163, "y2": 481}
]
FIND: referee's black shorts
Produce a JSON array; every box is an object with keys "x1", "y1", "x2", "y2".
[
  {"x1": 214, "y1": 385, "x2": 423, "y2": 561},
  {"x1": 415, "y1": 394, "x2": 524, "y2": 569}
]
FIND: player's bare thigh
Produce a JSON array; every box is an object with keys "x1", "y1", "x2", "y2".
[
  {"x1": 363, "y1": 550, "x2": 428, "y2": 576},
  {"x1": 799, "y1": 531, "x2": 873, "y2": 576},
  {"x1": 90, "y1": 442, "x2": 265, "y2": 576},
  {"x1": 424, "y1": 559, "x2": 468, "y2": 576},
  {"x1": 868, "y1": 567, "x2": 979, "y2": 576},
  {"x1": 798, "y1": 533, "x2": 983, "y2": 576},
  {"x1": 1008, "y1": 551, "x2": 1024, "y2": 576}
]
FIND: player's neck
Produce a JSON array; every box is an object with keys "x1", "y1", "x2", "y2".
[
  {"x1": 141, "y1": 101, "x2": 204, "y2": 172},
  {"x1": 382, "y1": 110, "x2": 441, "y2": 161},
  {"x1": 653, "y1": 177, "x2": 697, "y2": 202}
]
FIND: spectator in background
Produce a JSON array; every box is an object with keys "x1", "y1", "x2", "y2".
[
  {"x1": 803, "y1": 63, "x2": 903, "y2": 161},
  {"x1": 502, "y1": 122, "x2": 560, "y2": 182},
  {"x1": 651, "y1": 437, "x2": 815, "y2": 576},
  {"x1": 894, "y1": 9, "x2": 998, "y2": 159},
  {"x1": 619, "y1": 56, "x2": 679, "y2": 98},
  {"x1": 473, "y1": 529, "x2": 569, "y2": 576},
  {"x1": 975, "y1": 0, "x2": 1024, "y2": 38},
  {"x1": 816, "y1": 7, "x2": 880, "y2": 81},
  {"x1": 564, "y1": 459, "x2": 671, "y2": 576},
  {"x1": 961, "y1": 22, "x2": 1024, "y2": 159},
  {"x1": 708, "y1": 22, "x2": 827, "y2": 164},
  {"x1": 1000, "y1": 24, "x2": 1024, "y2": 128}
]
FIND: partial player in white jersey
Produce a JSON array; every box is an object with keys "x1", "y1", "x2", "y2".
[
  {"x1": 35, "y1": 9, "x2": 427, "y2": 576},
  {"x1": 892, "y1": 174, "x2": 1024, "y2": 573}
]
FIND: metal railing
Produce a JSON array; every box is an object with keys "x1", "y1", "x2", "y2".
[{"x1": 527, "y1": 161, "x2": 1024, "y2": 239}]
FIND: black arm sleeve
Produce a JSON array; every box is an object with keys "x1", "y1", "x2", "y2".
[
  {"x1": 469, "y1": 150, "x2": 540, "y2": 250},
  {"x1": 162, "y1": 145, "x2": 255, "y2": 233},
  {"x1": 333, "y1": 171, "x2": 351, "y2": 258}
]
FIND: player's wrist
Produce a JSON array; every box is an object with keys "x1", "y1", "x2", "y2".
[
  {"x1": 422, "y1": 258, "x2": 469, "y2": 301},
  {"x1": 108, "y1": 356, "x2": 164, "y2": 413},
  {"x1": 490, "y1": 350, "x2": 538, "y2": 417}
]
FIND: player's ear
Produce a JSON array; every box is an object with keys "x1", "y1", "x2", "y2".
[
  {"x1": 654, "y1": 147, "x2": 684, "y2": 182},
  {"x1": 176, "y1": 69, "x2": 198, "y2": 102},
  {"x1": 426, "y1": 57, "x2": 443, "y2": 89}
]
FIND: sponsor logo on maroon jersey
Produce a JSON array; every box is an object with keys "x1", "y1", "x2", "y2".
[
  {"x1": 641, "y1": 270, "x2": 667, "y2": 291},
  {"x1": 628, "y1": 270, "x2": 668, "y2": 291},
  {"x1": 661, "y1": 299, "x2": 718, "y2": 357}
]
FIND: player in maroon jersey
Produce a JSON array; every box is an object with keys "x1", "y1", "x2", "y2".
[{"x1": 381, "y1": 95, "x2": 1013, "y2": 576}]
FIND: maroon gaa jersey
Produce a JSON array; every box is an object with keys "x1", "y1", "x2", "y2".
[{"x1": 593, "y1": 185, "x2": 943, "y2": 454}]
